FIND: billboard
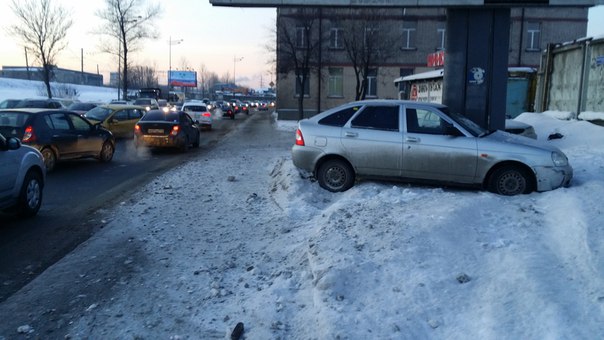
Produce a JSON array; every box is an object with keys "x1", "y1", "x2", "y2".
[{"x1": 169, "y1": 71, "x2": 197, "y2": 87}]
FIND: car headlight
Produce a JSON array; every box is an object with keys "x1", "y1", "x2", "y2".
[{"x1": 551, "y1": 151, "x2": 568, "y2": 167}]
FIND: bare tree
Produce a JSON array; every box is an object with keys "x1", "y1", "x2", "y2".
[
  {"x1": 9, "y1": 0, "x2": 73, "y2": 98},
  {"x1": 129, "y1": 65, "x2": 158, "y2": 88},
  {"x1": 276, "y1": 7, "x2": 322, "y2": 120},
  {"x1": 96, "y1": 0, "x2": 161, "y2": 100},
  {"x1": 338, "y1": 8, "x2": 400, "y2": 100}
]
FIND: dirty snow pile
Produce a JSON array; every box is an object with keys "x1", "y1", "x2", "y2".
[{"x1": 0, "y1": 83, "x2": 603, "y2": 338}]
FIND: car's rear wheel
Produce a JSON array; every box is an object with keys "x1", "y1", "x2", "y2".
[
  {"x1": 40, "y1": 147, "x2": 56, "y2": 172},
  {"x1": 99, "y1": 141, "x2": 114, "y2": 162},
  {"x1": 18, "y1": 170, "x2": 43, "y2": 217},
  {"x1": 488, "y1": 165, "x2": 534, "y2": 195},
  {"x1": 317, "y1": 159, "x2": 355, "y2": 192},
  {"x1": 181, "y1": 136, "x2": 190, "y2": 152}
]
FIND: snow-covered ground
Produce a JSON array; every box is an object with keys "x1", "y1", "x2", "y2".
[{"x1": 1, "y1": 78, "x2": 604, "y2": 339}]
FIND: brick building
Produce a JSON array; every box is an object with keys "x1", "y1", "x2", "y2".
[{"x1": 276, "y1": 7, "x2": 588, "y2": 119}]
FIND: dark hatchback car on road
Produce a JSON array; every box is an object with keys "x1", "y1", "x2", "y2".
[
  {"x1": 134, "y1": 110, "x2": 200, "y2": 151},
  {"x1": 0, "y1": 109, "x2": 116, "y2": 172}
]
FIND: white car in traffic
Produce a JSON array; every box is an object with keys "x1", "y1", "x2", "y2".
[{"x1": 181, "y1": 101, "x2": 213, "y2": 130}]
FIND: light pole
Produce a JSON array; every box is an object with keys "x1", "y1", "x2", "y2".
[
  {"x1": 233, "y1": 56, "x2": 244, "y2": 87},
  {"x1": 169, "y1": 36, "x2": 183, "y2": 91}
]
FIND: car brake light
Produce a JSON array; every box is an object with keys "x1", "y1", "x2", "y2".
[
  {"x1": 171, "y1": 125, "x2": 179, "y2": 136},
  {"x1": 134, "y1": 124, "x2": 141, "y2": 133},
  {"x1": 295, "y1": 129, "x2": 305, "y2": 146},
  {"x1": 22, "y1": 126, "x2": 35, "y2": 143},
  {"x1": 202, "y1": 112, "x2": 211, "y2": 117}
]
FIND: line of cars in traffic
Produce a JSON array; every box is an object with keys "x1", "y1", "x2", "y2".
[{"x1": 0, "y1": 97, "x2": 255, "y2": 217}]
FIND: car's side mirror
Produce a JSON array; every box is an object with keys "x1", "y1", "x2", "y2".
[{"x1": 8, "y1": 137, "x2": 21, "y2": 150}]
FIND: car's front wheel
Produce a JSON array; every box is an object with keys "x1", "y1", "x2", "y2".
[
  {"x1": 488, "y1": 165, "x2": 534, "y2": 195},
  {"x1": 98, "y1": 141, "x2": 114, "y2": 162},
  {"x1": 317, "y1": 159, "x2": 355, "y2": 192},
  {"x1": 18, "y1": 170, "x2": 43, "y2": 217}
]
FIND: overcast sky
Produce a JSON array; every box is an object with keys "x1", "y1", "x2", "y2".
[{"x1": 1, "y1": 2, "x2": 603, "y2": 89}]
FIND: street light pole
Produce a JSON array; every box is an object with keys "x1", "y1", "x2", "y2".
[{"x1": 169, "y1": 36, "x2": 183, "y2": 91}]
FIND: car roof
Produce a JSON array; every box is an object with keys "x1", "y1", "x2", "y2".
[
  {"x1": 0, "y1": 108, "x2": 67, "y2": 114},
  {"x1": 99, "y1": 104, "x2": 146, "y2": 110}
]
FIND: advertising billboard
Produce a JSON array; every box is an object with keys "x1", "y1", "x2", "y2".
[{"x1": 169, "y1": 71, "x2": 197, "y2": 87}]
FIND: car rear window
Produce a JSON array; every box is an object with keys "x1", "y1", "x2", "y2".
[
  {"x1": 183, "y1": 105, "x2": 207, "y2": 112},
  {"x1": 351, "y1": 106, "x2": 400, "y2": 131},
  {"x1": 0, "y1": 111, "x2": 31, "y2": 127},
  {"x1": 141, "y1": 111, "x2": 179, "y2": 122},
  {"x1": 69, "y1": 103, "x2": 97, "y2": 111},
  {"x1": 319, "y1": 106, "x2": 360, "y2": 127}
]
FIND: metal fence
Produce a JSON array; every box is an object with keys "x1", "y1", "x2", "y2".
[{"x1": 535, "y1": 36, "x2": 604, "y2": 119}]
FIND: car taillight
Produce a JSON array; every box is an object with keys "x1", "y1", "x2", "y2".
[
  {"x1": 171, "y1": 125, "x2": 179, "y2": 136},
  {"x1": 202, "y1": 112, "x2": 211, "y2": 117},
  {"x1": 134, "y1": 124, "x2": 141, "y2": 134},
  {"x1": 295, "y1": 129, "x2": 305, "y2": 146},
  {"x1": 22, "y1": 126, "x2": 35, "y2": 143}
]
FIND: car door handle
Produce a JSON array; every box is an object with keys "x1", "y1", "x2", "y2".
[
  {"x1": 345, "y1": 132, "x2": 358, "y2": 138},
  {"x1": 405, "y1": 136, "x2": 420, "y2": 143}
]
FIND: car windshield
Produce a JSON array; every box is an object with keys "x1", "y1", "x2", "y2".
[
  {"x1": 134, "y1": 99, "x2": 152, "y2": 105},
  {"x1": 0, "y1": 111, "x2": 30, "y2": 128},
  {"x1": 0, "y1": 99, "x2": 20, "y2": 109},
  {"x1": 441, "y1": 108, "x2": 487, "y2": 137},
  {"x1": 85, "y1": 107, "x2": 112, "y2": 121},
  {"x1": 183, "y1": 105, "x2": 207, "y2": 112},
  {"x1": 15, "y1": 100, "x2": 49, "y2": 108},
  {"x1": 141, "y1": 111, "x2": 179, "y2": 122}
]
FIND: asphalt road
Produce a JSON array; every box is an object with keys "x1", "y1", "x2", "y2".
[{"x1": 0, "y1": 111, "x2": 252, "y2": 302}]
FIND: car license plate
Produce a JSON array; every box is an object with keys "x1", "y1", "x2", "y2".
[{"x1": 148, "y1": 128, "x2": 164, "y2": 134}]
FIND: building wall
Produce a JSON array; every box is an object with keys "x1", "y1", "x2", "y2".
[{"x1": 275, "y1": 7, "x2": 588, "y2": 120}]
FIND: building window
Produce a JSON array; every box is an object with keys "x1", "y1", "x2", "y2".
[
  {"x1": 295, "y1": 71, "x2": 310, "y2": 97},
  {"x1": 330, "y1": 27, "x2": 343, "y2": 49},
  {"x1": 526, "y1": 22, "x2": 541, "y2": 52},
  {"x1": 364, "y1": 27, "x2": 379, "y2": 47},
  {"x1": 295, "y1": 26, "x2": 307, "y2": 48},
  {"x1": 402, "y1": 20, "x2": 417, "y2": 50},
  {"x1": 367, "y1": 68, "x2": 377, "y2": 97},
  {"x1": 437, "y1": 26, "x2": 446, "y2": 51},
  {"x1": 328, "y1": 67, "x2": 343, "y2": 97}
]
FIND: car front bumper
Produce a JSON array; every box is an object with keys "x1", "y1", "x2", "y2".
[{"x1": 534, "y1": 165, "x2": 573, "y2": 192}]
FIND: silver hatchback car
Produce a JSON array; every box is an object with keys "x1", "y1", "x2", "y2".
[
  {"x1": 0, "y1": 133, "x2": 45, "y2": 216},
  {"x1": 291, "y1": 100, "x2": 573, "y2": 195}
]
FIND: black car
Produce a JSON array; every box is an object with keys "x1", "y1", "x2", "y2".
[
  {"x1": 134, "y1": 110, "x2": 200, "y2": 151},
  {"x1": 0, "y1": 109, "x2": 115, "y2": 172},
  {"x1": 67, "y1": 102, "x2": 101, "y2": 116}
]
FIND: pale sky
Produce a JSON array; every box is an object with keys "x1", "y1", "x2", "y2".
[
  {"x1": 1, "y1": 2, "x2": 603, "y2": 89},
  {"x1": 0, "y1": 0, "x2": 276, "y2": 88}
]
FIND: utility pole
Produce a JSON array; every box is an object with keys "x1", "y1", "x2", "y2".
[
  {"x1": 24, "y1": 47, "x2": 30, "y2": 80},
  {"x1": 81, "y1": 48, "x2": 84, "y2": 84}
]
